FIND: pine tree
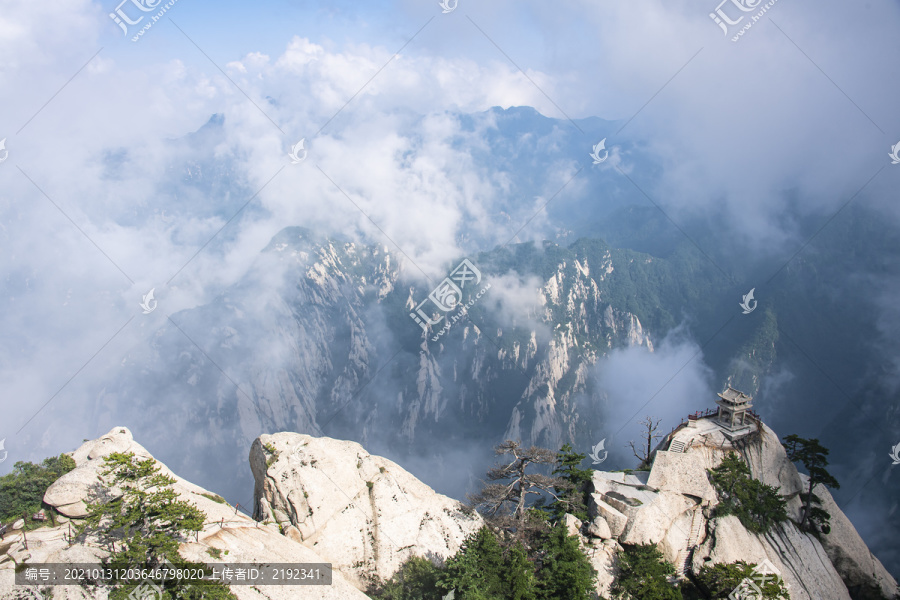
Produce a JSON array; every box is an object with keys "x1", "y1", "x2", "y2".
[
  {"x1": 535, "y1": 522, "x2": 596, "y2": 600},
  {"x1": 439, "y1": 526, "x2": 505, "y2": 600},
  {"x1": 708, "y1": 453, "x2": 787, "y2": 534},
  {"x1": 0, "y1": 454, "x2": 75, "y2": 523},
  {"x1": 76, "y1": 452, "x2": 236, "y2": 600},
  {"x1": 610, "y1": 544, "x2": 681, "y2": 600},
  {"x1": 783, "y1": 435, "x2": 840, "y2": 534},
  {"x1": 503, "y1": 542, "x2": 537, "y2": 600},
  {"x1": 467, "y1": 441, "x2": 564, "y2": 543},
  {"x1": 548, "y1": 444, "x2": 592, "y2": 522},
  {"x1": 375, "y1": 555, "x2": 442, "y2": 600}
]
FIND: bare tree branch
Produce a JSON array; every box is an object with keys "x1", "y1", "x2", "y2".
[{"x1": 627, "y1": 415, "x2": 663, "y2": 466}]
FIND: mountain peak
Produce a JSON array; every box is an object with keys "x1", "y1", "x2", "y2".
[
  {"x1": 582, "y1": 412, "x2": 899, "y2": 599},
  {"x1": 2, "y1": 424, "x2": 896, "y2": 600}
]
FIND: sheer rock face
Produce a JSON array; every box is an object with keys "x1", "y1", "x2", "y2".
[
  {"x1": 694, "y1": 516, "x2": 850, "y2": 600},
  {"x1": 799, "y1": 474, "x2": 899, "y2": 600},
  {"x1": 249, "y1": 432, "x2": 484, "y2": 592},
  {"x1": 3, "y1": 427, "x2": 369, "y2": 600},
  {"x1": 580, "y1": 419, "x2": 899, "y2": 600}
]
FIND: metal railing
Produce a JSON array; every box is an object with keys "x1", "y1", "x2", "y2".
[{"x1": 687, "y1": 408, "x2": 718, "y2": 421}]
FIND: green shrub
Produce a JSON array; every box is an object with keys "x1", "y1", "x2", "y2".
[
  {"x1": 372, "y1": 555, "x2": 442, "y2": 599},
  {"x1": 708, "y1": 453, "x2": 787, "y2": 534},
  {"x1": 75, "y1": 452, "x2": 238, "y2": 600},
  {"x1": 367, "y1": 522, "x2": 596, "y2": 600},
  {"x1": 201, "y1": 493, "x2": 227, "y2": 505},
  {"x1": 0, "y1": 454, "x2": 76, "y2": 523},
  {"x1": 695, "y1": 561, "x2": 790, "y2": 599},
  {"x1": 438, "y1": 526, "x2": 505, "y2": 598},
  {"x1": 610, "y1": 544, "x2": 681, "y2": 600},
  {"x1": 536, "y1": 522, "x2": 597, "y2": 600},
  {"x1": 263, "y1": 443, "x2": 280, "y2": 468}
]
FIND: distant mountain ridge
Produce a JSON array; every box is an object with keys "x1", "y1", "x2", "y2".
[
  {"x1": 81, "y1": 105, "x2": 900, "y2": 580},
  {"x1": 89, "y1": 226, "x2": 731, "y2": 506}
]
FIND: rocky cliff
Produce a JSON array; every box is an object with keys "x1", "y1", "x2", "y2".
[
  {"x1": 249, "y1": 432, "x2": 483, "y2": 592},
  {"x1": 574, "y1": 416, "x2": 899, "y2": 600},
  {"x1": 0, "y1": 428, "x2": 372, "y2": 599},
  {"x1": 0, "y1": 427, "x2": 481, "y2": 599},
  {"x1": 4, "y1": 415, "x2": 893, "y2": 600}
]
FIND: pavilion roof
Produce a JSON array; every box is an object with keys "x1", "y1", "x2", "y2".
[{"x1": 716, "y1": 386, "x2": 752, "y2": 405}]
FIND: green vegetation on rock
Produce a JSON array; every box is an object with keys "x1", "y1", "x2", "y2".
[
  {"x1": 201, "y1": 492, "x2": 227, "y2": 505},
  {"x1": 708, "y1": 453, "x2": 787, "y2": 534},
  {"x1": 693, "y1": 560, "x2": 790, "y2": 599},
  {"x1": 545, "y1": 443, "x2": 592, "y2": 523},
  {"x1": 783, "y1": 435, "x2": 840, "y2": 535},
  {"x1": 609, "y1": 544, "x2": 681, "y2": 600},
  {"x1": 75, "y1": 452, "x2": 237, "y2": 600},
  {"x1": 0, "y1": 453, "x2": 75, "y2": 525},
  {"x1": 369, "y1": 523, "x2": 594, "y2": 600},
  {"x1": 262, "y1": 442, "x2": 280, "y2": 468}
]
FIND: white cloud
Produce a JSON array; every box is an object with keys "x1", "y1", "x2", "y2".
[{"x1": 1, "y1": 0, "x2": 899, "y2": 481}]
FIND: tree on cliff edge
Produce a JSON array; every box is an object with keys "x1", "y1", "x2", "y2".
[
  {"x1": 544, "y1": 443, "x2": 592, "y2": 522},
  {"x1": 627, "y1": 415, "x2": 662, "y2": 468},
  {"x1": 466, "y1": 440, "x2": 564, "y2": 539},
  {"x1": 783, "y1": 435, "x2": 840, "y2": 535},
  {"x1": 76, "y1": 452, "x2": 236, "y2": 600}
]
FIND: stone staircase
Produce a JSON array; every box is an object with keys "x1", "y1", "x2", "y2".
[
  {"x1": 669, "y1": 439, "x2": 687, "y2": 453},
  {"x1": 675, "y1": 508, "x2": 702, "y2": 577}
]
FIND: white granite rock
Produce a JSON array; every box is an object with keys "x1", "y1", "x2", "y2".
[
  {"x1": 619, "y1": 491, "x2": 694, "y2": 547},
  {"x1": 250, "y1": 432, "x2": 484, "y2": 592},
  {"x1": 692, "y1": 516, "x2": 850, "y2": 600},
  {"x1": 2, "y1": 427, "x2": 370, "y2": 600},
  {"x1": 588, "y1": 494, "x2": 627, "y2": 538},
  {"x1": 564, "y1": 514, "x2": 582, "y2": 539},
  {"x1": 646, "y1": 450, "x2": 717, "y2": 502},
  {"x1": 800, "y1": 474, "x2": 899, "y2": 600},
  {"x1": 587, "y1": 516, "x2": 611, "y2": 540},
  {"x1": 583, "y1": 539, "x2": 617, "y2": 599}
]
